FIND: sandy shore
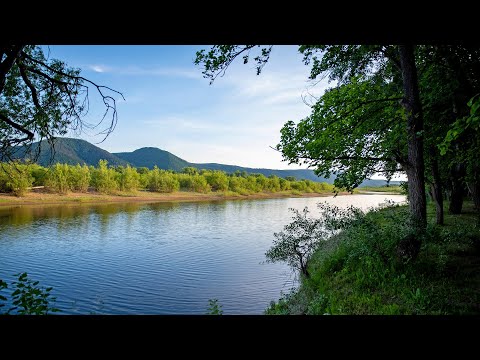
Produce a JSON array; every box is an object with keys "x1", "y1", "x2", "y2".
[{"x1": 0, "y1": 190, "x2": 352, "y2": 207}]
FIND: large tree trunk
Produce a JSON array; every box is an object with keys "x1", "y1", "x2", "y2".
[
  {"x1": 399, "y1": 45, "x2": 427, "y2": 229},
  {"x1": 429, "y1": 147, "x2": 444, "y2": 225},
  {"x1": 449, "y1": 163, "x2": 466, "y2": 214}
]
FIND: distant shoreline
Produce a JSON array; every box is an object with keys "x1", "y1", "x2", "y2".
[{"x1": 0, "y1": 189, "x2": 362, "y2": 207}]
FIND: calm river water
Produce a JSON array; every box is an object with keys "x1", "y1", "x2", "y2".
[{"x1": 0, "y1": 194, "x2": 405, "y2": 314}]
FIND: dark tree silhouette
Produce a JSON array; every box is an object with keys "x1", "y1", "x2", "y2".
[{"x1": 0, "y1": 45, "x2": 124, "y2": 162}]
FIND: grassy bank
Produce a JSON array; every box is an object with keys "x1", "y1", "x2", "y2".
[
  {"x1": 0, "y1": 188, "x2": 344, "y2": 206},
  {"x1": 357, "y1": 185, "x2": 403, "y2": 194},
  {"x1": 266, "y1": 201, "x2": 480, "y2": 315}
]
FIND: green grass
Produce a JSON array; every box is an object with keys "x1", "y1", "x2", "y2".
[
  {"x1": 358, "y1": 185, "x2": 403, "y2": 193},
  {"x1": 266, "y1": 201, "x2": 480, "y2": 315}
]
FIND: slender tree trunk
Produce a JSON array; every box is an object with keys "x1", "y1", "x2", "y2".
[
  {"x1": 429, "y1": 146, "x2": 444, "y2": 225},
  {"x1": 470, "y1": 181, "x2": 480, "y2": 210},
  {"x1": 399, "y1": 45, "x2": 427, "y2": 229},
  {"x1": 469, "y1": 168, "x2": 480, "y2": 211},
  {"x1": 449, "y1": 163, "x2": 466, "y2": 214}
]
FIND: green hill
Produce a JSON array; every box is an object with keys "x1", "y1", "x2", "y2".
[
  {"x1": 6, "y1": 137, "x2": 399, "y2": 186},
  {"x1": 114, "y1": 147, "x2": 189, "y2": 171},
  {"x1": 7, "y1": 138, "x2": 128, "y2": 167}
]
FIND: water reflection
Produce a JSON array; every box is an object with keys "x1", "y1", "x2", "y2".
[
  {"x1": 0, "y1": 202, "x2": 184, "y2": 228},
  {"x1": 0, "y1": 194, "x2": 406, "y2": 314}
]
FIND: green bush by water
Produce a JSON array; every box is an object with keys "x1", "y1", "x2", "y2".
[
  {"x1": 266, "y1": 201, "x2": 480, "y2": 315},
  {"x1": 0, "y1": 160, "x2": 335, "y2": 196}
]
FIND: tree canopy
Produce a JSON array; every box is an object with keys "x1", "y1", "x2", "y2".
[{"x1": 195, "y1": 44, "x2": 480, "y2": 234}]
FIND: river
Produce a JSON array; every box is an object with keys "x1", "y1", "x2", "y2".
[{"x1": 0, "y1": 193, "x2": 406, "y2": 314}]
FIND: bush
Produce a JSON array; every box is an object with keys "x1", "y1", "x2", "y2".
[
  {"x1": 204, "y1": 170, "x2": 229, "y2": 192},
  {"x1": 0, "y1": 272, "x2": 59, "y2": 315},
  {"x1": 291, "y1": 180, "x2": 308, "y2": 191},
  {"x1": 118, "y1": 165, "x2": 140, "y2": 192},
  {"x1": 148, "y1": 166, "x2": 180, "y2": 193},
  {"x1": 70, "y1": 164, "x2": 91, "y2": 192},
  {"x1": 0, "y1": 162, "x2": 34, "y2": 196},
  {"x1": 279, "y1": 178, "x2": 291, "y2": 191},
  {"x1": 92, "y1": 160, "x2": 118, "y2": 194},
  {"x1": 45, "y1": 163, "x2": 71, "y2": 194},
  {"x1": 29, "y1": 164, "x2": 48, "y2": 186},
  {"x1": 266, "y1": 175, "x2": 281, "y2": 192}
]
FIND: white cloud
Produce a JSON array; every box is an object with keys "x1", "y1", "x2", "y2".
[
  {"x1": 89, "y1": 64, "x2": 111, "y2": 73},
  {"x1": 87, "y1": 64, "x2": 202, "y2": 79}
]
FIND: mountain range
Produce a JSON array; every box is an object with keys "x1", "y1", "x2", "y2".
[{"x1": 5, "y1": 138, "x2": 399, "y2": 187}]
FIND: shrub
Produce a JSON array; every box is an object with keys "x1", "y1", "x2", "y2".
[
  {"x1": 148, "y1": 166, "x2": 180, "y2": 193},
  {"x1": 0, "y1": 272, "x2": 59, "y2": 315},
  {"x1": 29, "y1": 164, "x2": 48, "y2": 186},
  {"x1": 45, "y1": 163, "x2": 71, "y2": 193},
  {"x1": 70, "y1": 164, "x2": 91, "y2": 192},
  {"x1": 204, "y1": 170, "x2": 229, "y2": 192},
  {"x1": 0, "y1": 162, "x2": 34, "y2": 196},
  {"x1": 266, "y1": 175, "x2": 281, "y2": 192},
  {"x1": 92, "y1": 160, "x2": 118, "y2": 194},
  {"x1": 206, "y1": 299, "x2": 223, "y2": 315},
  {"x1": 118, "y1": 165, "x2": 140, "y2": 192}
]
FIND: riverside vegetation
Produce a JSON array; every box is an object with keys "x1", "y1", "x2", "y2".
[
  {"x1": 265, "y1": 200, "x2": 480, "y2": 315},
  {"x1": 0, "y1": 160, "x2": 335, "y2": 198}
]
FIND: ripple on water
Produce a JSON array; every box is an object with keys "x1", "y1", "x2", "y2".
[{"x1": 0, "y1": 194, "x2": 406, "y2": 314}]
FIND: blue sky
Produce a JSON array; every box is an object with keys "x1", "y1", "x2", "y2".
[{"x1": 45, "y1": 45, "x2": 329, "y2": 170}]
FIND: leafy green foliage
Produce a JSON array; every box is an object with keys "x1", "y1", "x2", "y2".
[
  {"x1": 276, "y1": 76, "x2": 405, "y2": 192},
  {"x1": 0, "y1": 272, "x2": 59, "y2": 315},
  {"x1": 70, "y1": 164, "x2": 91, "y2": 192},
  {"x1": 194, "y1": 45, "x2": 273, "y2": 83},
  {"x1": 266, "y1": 204, "x2": 364, "y2": 278},
  {"x1": 45, "y1": 163, "x2": 71, "y2": 193},
  {"x1": 203, "y1": 170, "x2": 229, "y2": 192},
  {"x1": 92, "y1": 160, "x2": 118, "y2": 194},
  {"x1": 148, "y1": 166, "x2": 180, "y2": 193},
  {"x1": 440, "y1": 94, "x2": 480, "y2": 156},
  {"x1": 0, "y1": 161, "x2": 34, "y2": 196},
  {"x1": 266, "y1": 201, "x2": 480, "y2": 315},
  {"x1": 117, "y1": 165, "x2": 140, "y2": 192},
  {"x1": 206, "y1": 298, "x2": 223, "y2": 315},
  {"x1": 0, "y1": 160, "x2": 335, "y2": 197}
]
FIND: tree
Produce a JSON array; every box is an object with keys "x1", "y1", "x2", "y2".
[
  {"x1": 0, "y1": 161, "x2": 33, "y2": 196},
  {"x1": 92, "y1": 159, "x2": 118, "y2": 194},
  {"x1": 398, "y1": 45, "x2": 427, "y2": 228},
  {"x1": 195, "y1": 45, "x2": 428, "y2": 229},
  {"x1": 118, "y1": 165, "x2": 140, "y2": 192},
  {"x1": 0, "y1": 45, "x2": 123, "y2": 161},
  {"x1": 266, "y1": 204, "x2": 363, "y2": 278},
  {"x1": 266, "y1": 207, "x2": 323, "y2": 278},
  {"x1": 440, "y1": 94, "x2": 480, "y2": 210},
  {"x1": 277, "y1": 77, "x2": 405, "y2": 192},
  {"x1": 148, "y1": 166, "x2": 180, "y2": 193}
]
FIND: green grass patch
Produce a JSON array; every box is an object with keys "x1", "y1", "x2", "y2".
[
  {"x1": 358, "y1": 185, "x2": 403, "y2": 193},
  {"x1": 266, "y1": 201, "x2": 480, "y2": 315}
]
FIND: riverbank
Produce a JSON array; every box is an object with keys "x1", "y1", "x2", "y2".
[
  {"x1": 266, "y1": 201, "x2": 480, "y2": 315},
  {"x1": 0, "y1": 189, "x2": 354, "y2": 207}
]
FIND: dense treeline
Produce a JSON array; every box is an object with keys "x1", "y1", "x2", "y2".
[{"x1": 0, "y1": 160, "x2": 334, "y2": 196}]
